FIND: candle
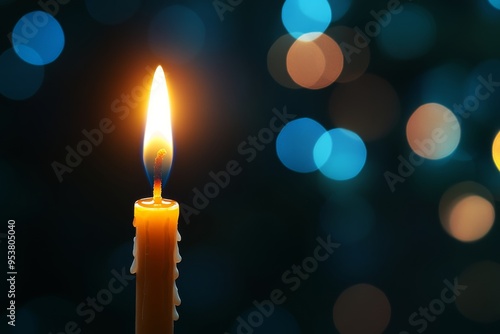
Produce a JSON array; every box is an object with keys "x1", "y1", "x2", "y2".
[{"x1": 130, "y1": 65, "x2": 181, "y2": 334}]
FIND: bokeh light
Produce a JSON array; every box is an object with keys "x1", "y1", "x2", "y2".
[
  {"x1": 282, "y1": 0, "x2": 332, "y2": 39},
  {"x1": 439, "y1": 181, "x2": 495, "y2": 242},
  {"x1": 267, "y1": 34, "x2": 300, "y2": 89},
  {"x1": 456, "y1": 261, "x2": 500, "y2": 323},
  {"x1": 230, "y1": 306, "x2": 300, "y2": 334},
  {"x1": 329, "y1": 0, "x2": 351, "y2": 22},
  {"x1": 320, "y1": 194, "x2": 375, "y2": 243},
  {"x1": 149, "y1": 5, "x2": 206, "y2": 64},
  {"x1": 313, "y1": 128, "x2": 367, "y2": 180},
  {"x1": 377, "y1": 4, "x2": 436, "y2": 59},
  {"x1": 85, "y1": 0, "x2": 141, "y2": 25},
  {"x1": 406, "y1": 103, "x2": 461, "y2": 160},
  {"x1": 333, "y1": 284, "x2": 391, "y2": 334},
  {"x1": 328, "y1": 26, "x2": 370, "y2": 83},
  {"x1": 287, "y1": 32, "x2": 343, "y2": 89},
  {"x1": 287, "y1": 33, "x2": 325, "y2": 87},
  {"x1": 329, "y1": 74, "x2": 400, "y2": 141},
  {"x1": 306, "y1": 32, "x2": 344, "y2": 89},
  {"x1": 0, "y1": 48, "x2": 44, "y2": 100},
  {"x1": 489, "y1": 0, "x2": 500, "y2": 10},
  {"x1": 276, "y1": 118, "x2": 327, "y2": 173},
  {"x1": 12, "y1": 11, "x2": 64, "y2": 65},
  {"x1": 493, "y1": 131, "x2": 500, "y2": 171},
  {"x1": 448, "y1": 196, "x2": 494, "y2": 242}
]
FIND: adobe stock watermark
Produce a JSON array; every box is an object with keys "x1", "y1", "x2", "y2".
[
  {"x1": 340, "y1": 0, "x2": 409, "y2": 64},
  {"x1": 225, "y1": 235, "x2": 340, "y2": 334},
  {"x1": 399, "y1": 277, "x2": 467, "y2": 334},
  {"x1": 6, "y1": 220, "x2": 17, "y2": 327},
  {"x1": 180, "y1": 106, "x2": 297, "y2": 224},
  {"x1": 51, "y1": 66, "x2": 164, "y2": 183},
  {"x1": 213, "y1": 0, "x2": 243, "y2": 22},
  {"x1": 8, "y1": 0, "x2": 71, "y2": 45},
  {"x1": 48, "y1": 267, "x2": 134, "y2": 334},
  {"x1": 384, "y1": 73, "x2": 500, "y2": 192}
]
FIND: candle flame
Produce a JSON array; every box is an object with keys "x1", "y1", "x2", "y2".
[{"x1": 143, "y1": 65, "x2": 173, "y2": 189}]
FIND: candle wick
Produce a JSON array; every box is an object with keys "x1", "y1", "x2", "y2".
[{"x1": 153, "y1": 148, "x2": 167, "y2": 203}]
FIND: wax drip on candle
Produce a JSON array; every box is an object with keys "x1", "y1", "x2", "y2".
[
  {"x1": 130, "y1": 213, "x2": 182, "y2": 321},
  {"x1": 130, "y1": 218, "x2": 182, "y2": 321},
  {"x1": 154, "y1": 148, "x2": 167, "y2": 203},
  {"x1": 173, "y1": 230, "x2": 182, "y2": 321},
  {"x1": 130, "y1": 236, "x2": 137, "y2": 274}
]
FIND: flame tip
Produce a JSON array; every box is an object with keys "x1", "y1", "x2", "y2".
[{"x1": 155, "y1": 65, "x2": 165, "y2": 75}]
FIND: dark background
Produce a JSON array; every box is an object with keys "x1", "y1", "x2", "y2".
[{"x1": 1, "y1": 0, "x2": 500, "y2": 333}]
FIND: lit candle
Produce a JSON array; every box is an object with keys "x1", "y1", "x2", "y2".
[{"x1": 130, "y1": 65, "x2": 181, "y2": 334}]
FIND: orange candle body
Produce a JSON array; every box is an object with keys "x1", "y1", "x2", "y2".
[{"x1": 133, "y1": 198, "x2": 180, "y2": 334}]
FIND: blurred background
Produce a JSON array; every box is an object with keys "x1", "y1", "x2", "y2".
[{"x1": 1, "y1": 0, "x2": 500, "y2": 333}]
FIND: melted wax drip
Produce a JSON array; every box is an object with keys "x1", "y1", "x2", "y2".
[
  {"x1": 130, "y1": 236, "x2": 137, "y2": 274},
  {"x1": 130, "y1": 230, "x2": 182, "y2": 321},
  {"x1": 173, "y1": 230, "x2": 182, "y2": 320}
]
